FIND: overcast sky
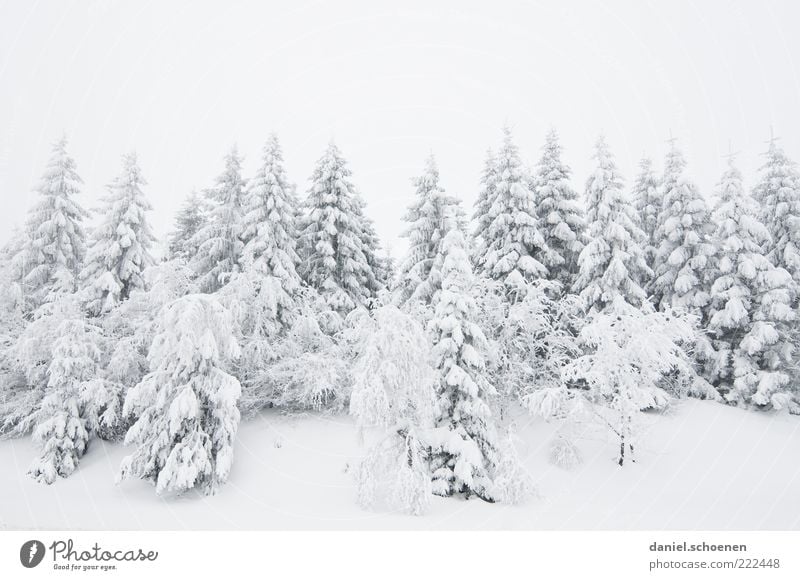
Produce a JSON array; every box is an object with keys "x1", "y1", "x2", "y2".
[{"x1": 1, "y1": 0, "x2": 798, "y2": 256}]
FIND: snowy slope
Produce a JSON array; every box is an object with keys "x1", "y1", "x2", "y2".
[{"x1": 0, "y1": 399, "x2": 798, "y2": 530}]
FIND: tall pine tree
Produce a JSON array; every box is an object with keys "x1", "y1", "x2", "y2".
[
  {"x1": 651, "y1": 140, "x2": 714, "y2": 312},
  {"x1": 753, "y1": 136, "x2": 800, "y2": 301},
  {"x1": 17, "y1": 136, "x2": 88, "y2": 311},
  {"x1": 574, "y1": 136, "x2": 649, "y2": 311},
  {"x1": 191, "y1": 146, "x2": 247, "y2": 292},
  {"x1": 631, "y1": 156, "x2": 661, "y2": 275},
  {"x1": 532, "y1": 129, "x2": 585, "y2": 289},
  {"x1": 168, "y1": 190, "x2": 210, "y2": 262},
  {"x1": 471, "y1": 148, "x2": 498, "y2": 270},
  {"x1": 476, "y1": 127, "x2": 549, "y2": 299},
  {"x1": 429, "y1": 224, "x2": 499, "y2": 502},
  {"x1": 706, "y1": 154, "x2": 797, "y2": 410},
  {"x1": 299, "y1": 142, "x2": 380, "y2": 314},
  {"x1": 396, "y1": 154, "x2": 465, "y2": 304},
  {"x1": 81, "y1": 152, "x2": 156, "y2": 316}
]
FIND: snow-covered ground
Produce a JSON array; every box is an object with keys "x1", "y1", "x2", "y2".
[{"x1": 1, "y1": 398, "x2": 798, "y2": 530}]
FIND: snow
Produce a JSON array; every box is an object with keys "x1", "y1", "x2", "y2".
[{"x1": 1, "y1": 398, "x2": 798, "y2": 530}]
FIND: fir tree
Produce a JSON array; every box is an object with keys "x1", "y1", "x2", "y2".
[
  {"x1": 396, "y1": 154, "x2": 465, "y2": 304},
  {"x1": 477, "y1": 127, "x2": 549, "y2": 299},
  {"x1": 81, "y1": 152, "x2": 156, "y2": 316},
  {"x1": 118, "y1": 294, "x2": 242, "y2": 495},
  {"x1": 28, "y1": 318, "x2": 100, "y2": 484},
  {"x1": 707, "y1": 155, "x2": 797, "y2": 410},
  {"x1": 471, "y1": 148, "x2": 498, "y2": 270},
  {"x1": 428, "y1": 228, "x2": 499, "y2": 501},
  {"x1": 167, "y1": 190, "x2": 210, "y2": 262},
  {"x1": 191, "y1": 146, "x2": 247, "y2": 292},
  {"x1": 631, "y1": 156, "x2": 661, "y2": 274},
  {"x1": 532, "y1": 129, "x2": 585, "y2": 289},
  {"x1": 16, "y1": 136, "x2": 88, "y2": 311},
  {"x1": 574, "y1": 136, "x2": 650, "y2": 311},
  {"x1": 651, "y1": 140, "x2": 714, "y2": 312},
  {"x1": 753, "y1": 136, "x2": 800, "y2": 299},
  {"x1": 299, "y1": 142, "x2": 380, "y2": 314}
]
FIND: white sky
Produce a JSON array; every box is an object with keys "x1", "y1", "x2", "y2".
[{"x1": 1, "y1": 0, "x2": 799, "y2": 256}]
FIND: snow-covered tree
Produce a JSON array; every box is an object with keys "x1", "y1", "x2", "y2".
[
  {"x1": 238, "y1": 135, "x2": 302, "y2": 325},
  {"x1": 574, "y1": 136, "x2": 650, "y2": 311},
  {"x1": 118, "y1": 294, "x2": 241, "y2": 495},
  {"x1": 476, "y1": 127, "x2": 549, "y2": 299},
  {"x1": 28, "y1": 318, "x2": 100, "y2": 484},
  {"x1": 167, "y1": 190, "x2": 210, "y2": 262},
  {"x1": 527, "y1": 298, "x2": 696, "y2": 466},
  {"x1": 532, "y1": 129, "x2": 585, "y2": 289},
  {"x1": 631, "y1": 156, "x2": 661, "y2": 274},
  {"x1": 707, "y1": 155, "x2": 797, "y2": 411},
  {"x1": 80, "y1": 152, "x2": 156, "y2": 316},
  {"x1": 753, "y1": 136, "x2": 800, "y2": 298},
  {"x1": 192, "y1": 146, "x2": 247, "y2": 293},
  {"x1": 395, "y1": 155, "x2": 465, "y2": 304},
  {"x1": 651, "y1": 141, "x2": 714, "y2": 312},
  {"x1": 15, "y1": 136, "x2": 88, "y2": 311},
  {"x1": 428, "y1": 228, "x2": 499, "y2": 501},
  {"x1": 299, "y1": 142, "x2": 380, "y2": 314},
  {"x1": 350, "y1": 305, "x2": 435, "y2": 515},
  {"x1": 471, "y1": 148, "x2": 498, "y2": 269}
]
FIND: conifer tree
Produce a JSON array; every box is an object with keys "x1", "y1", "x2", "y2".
[
  {"x1": 574, "y1": 136, "x2": 650, "y2": 311},
  {"x1": 16, "y1": 136, "x2": 88, "y2": 311},
  {"x1": 753, "y1": 136, "x2": 800, "y2": 299},
  {"x1": 428, "y1": 227, "x2": 499, "y2": 501},
  {"x1": 396, "y1": 155, "x2": 465, "y2": 304},
  {"x1": 236, "y1": 134, "x2": 302, "y2": 328},
  {"x1": 28, "y1": 318, "x2": 100, "y2": 484},
  {"x1": 471, "y1": 149, "x2": 498, "y2": 269},
  {"x1": 191, "y1": 146, "x2": 247, "y2": 292},
  {"x1": 532, "y1": 129, "x2": 585, "y2": 289},
  {"x1": 707, "y1": 155, "x2": 797, "y2": 410},
  {"x1": 631, "y1": 156, "x2": 661, "y2": 273},
  {"x1": 168, "y1": 190, "x2": 209, "y2": 262},
  {"x1": 477, "y1": 127, "x2": 549, "y2": 299},
  {"x1": 81, "y1": 152, "x2": 156, "y2": 316},
  {"x1": 119, "y1": 294, "x2": 242, "y2": 495},
  {"x1": 298, "y1": 142, "x2": 380, "y2": 314},
  {"x1": 651, "y1": 141, "x2": 714, "y2": 312}
]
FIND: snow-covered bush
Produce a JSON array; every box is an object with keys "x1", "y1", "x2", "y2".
[
  {"x1": 29, "y1": 318, "x2": 100, "y2": 484},
  {"x1": 527, "y1": 297, "x2": 696, "y2": 466},
  {"x1": 118, "y1": 294, "x2": 241, "y2": 495},
  {"x1": 350, "y1": 305, "x2": 435, "y2": 515}
]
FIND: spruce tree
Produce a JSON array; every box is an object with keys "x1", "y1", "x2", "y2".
[
  {"x1": 631, "y1": 156, "x2": 661, "y2": 274},
  {"x1": 651, "y1": 140, "x2": 714, "y2": 312},
  {"x1": 118, "y1": 294, "x2": 242, "y2": 495},
  {"x1": 707, "y1": 155, "x2": 797, "y2": 410},
  {"x1": 238, "y1": 134, "x2": 302, "y2": 326},
  {"x1": 299, "y1": 142, "x2": 380, "y2": 314},
  {"x1": 429, "y1": 226, "x2": 499, "y2": 501},
  {"x1": 471, "y1": 148, "x2": 498, "y2": 270},
  {"x1": 167, "y1": 190, "x2": 209, "y2": 262},
  {"x1": 81, "y1": 152, "x2": 156, "y2": 316},
  {"x1": 574, "y1": 136, "x2": 650, "y2": 311},
  {"x1": 17, "y1": 136, "x2": 88, "y2": 311},
  {"x1": 191, "y1": 146, "x2": 247, "y2": 293},
  {"x1": 477, "y1": 127, "x2": 549, "y2": 299},
  {"x1": 28, "y1": 318, "x2": 99, "y2": 484},
  {"x1": 532, "y1": 129, "x2": 585, "y2": 289},
  {"x1": 753, "y1": 136, "x2": 800, "y2": 299},
  {"x1": 396, "y1": 155, "x2": 465, "y2": 304}
]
